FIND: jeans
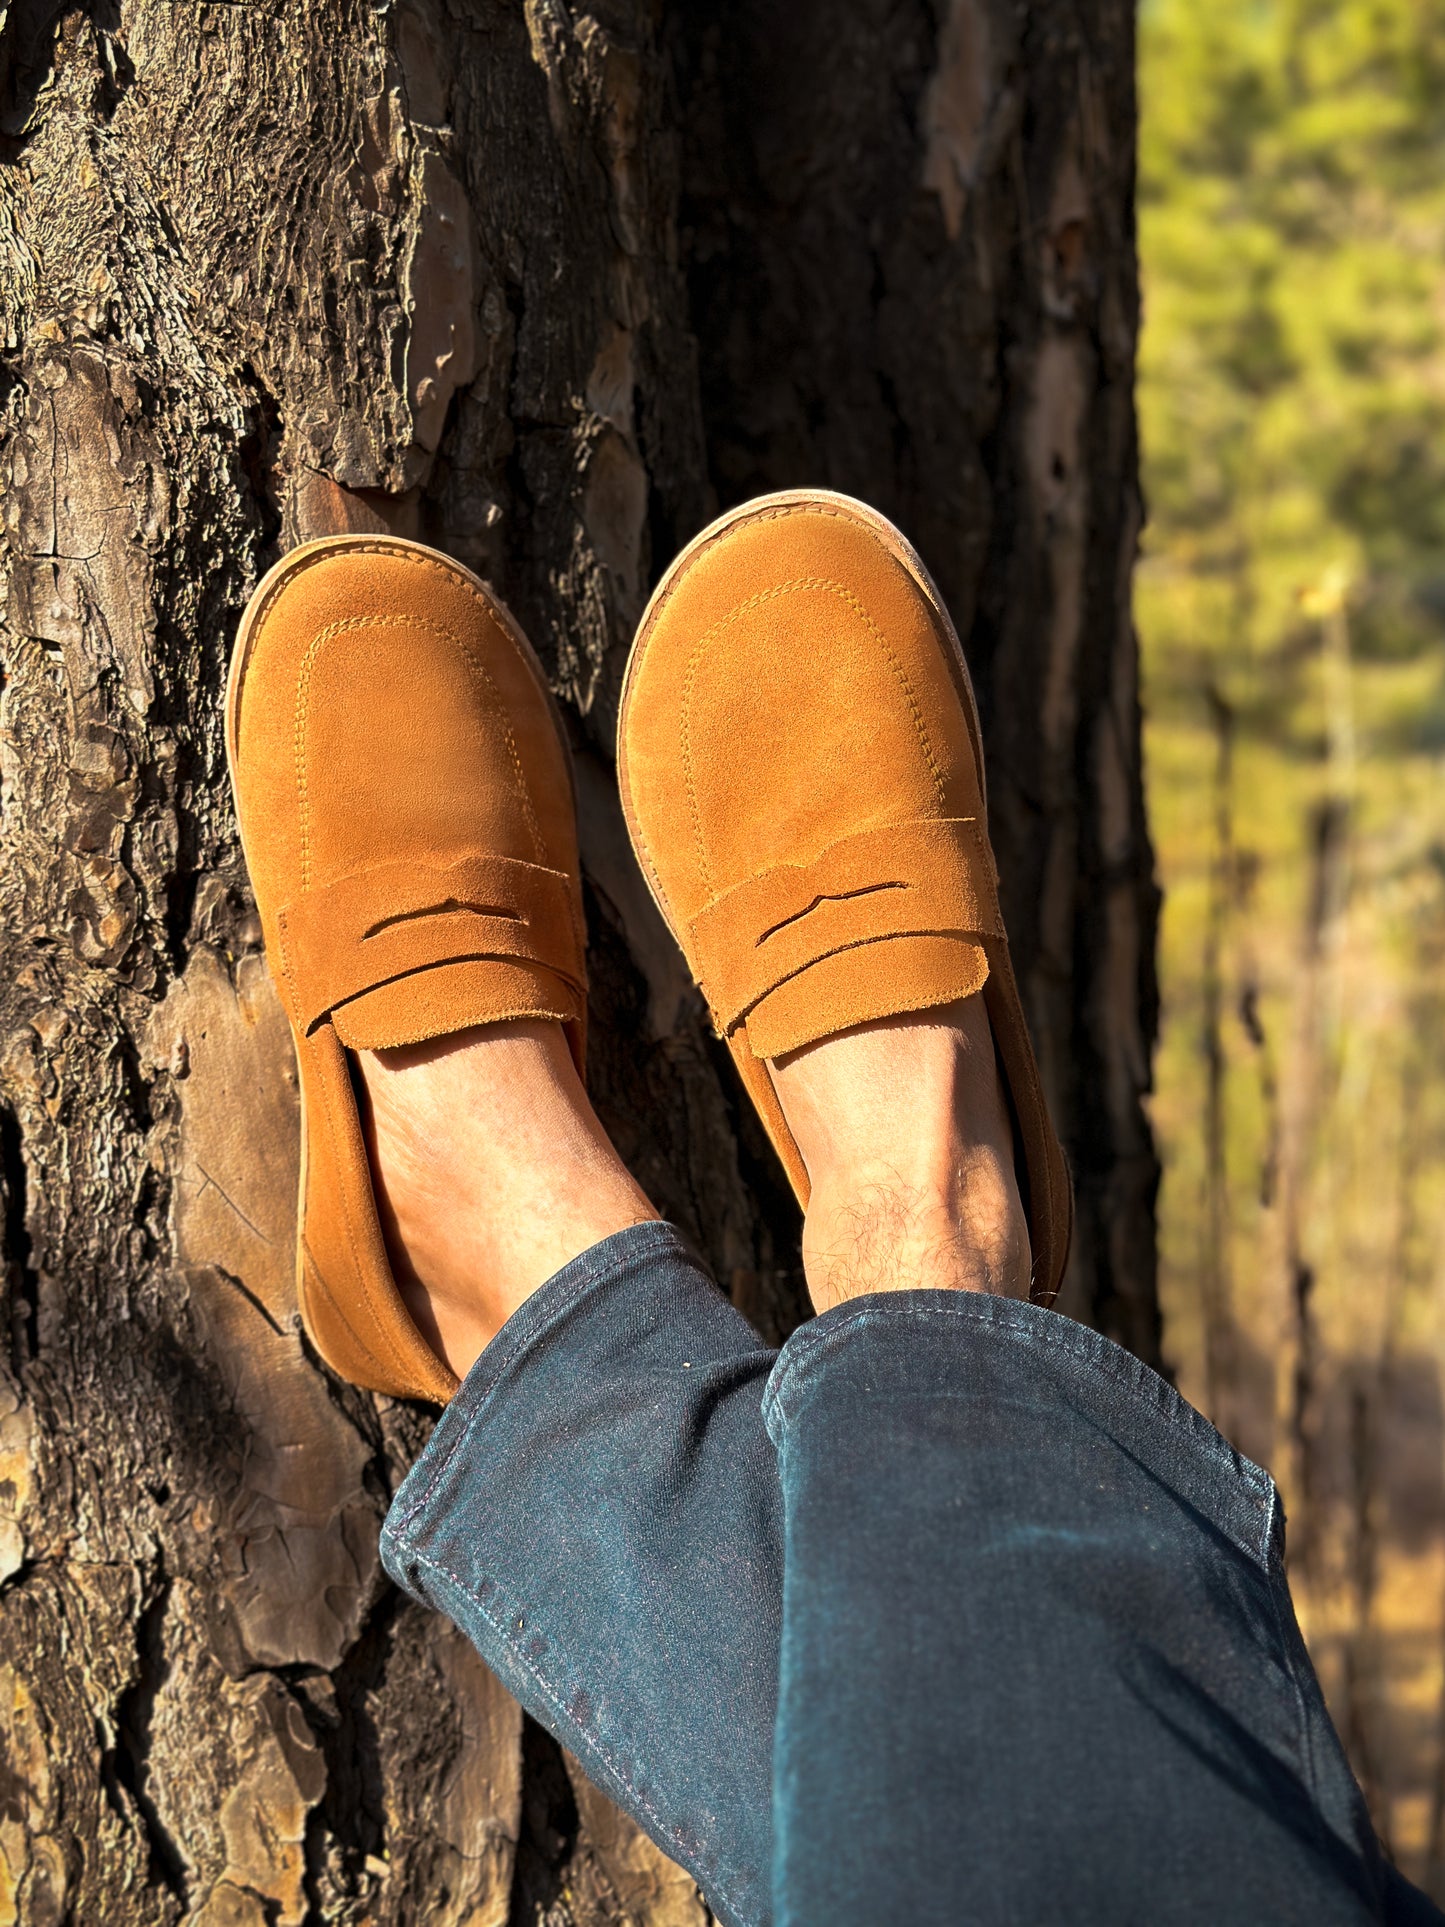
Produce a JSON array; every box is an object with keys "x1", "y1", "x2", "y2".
[{"x1": 380, "y1": 1221, "x2": 1439, "y2": 1926}]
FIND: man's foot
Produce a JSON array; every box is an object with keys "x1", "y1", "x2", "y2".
[
  {"x1": 228, "y1": 536, "x2": 606, "y2": 1402},
  {"x1": 356, "y1": 1021, "x2": 657, "y2": 1380},
  {"x1": 618, "y1": 490, "x2": 1072, "y2": 1307},
  {"x1": 769, "y1": 996, "x2": 1031, "y2": 1312}
]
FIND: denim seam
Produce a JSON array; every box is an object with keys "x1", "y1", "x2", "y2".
[
  {"x1": 391, "y1": 1224, "x2": 689, "y2": 1536},
  {"x1": 386, "y1": 1536, "x2": 748, "y2": 1924},
  {"x1": 765, "y1": 1297, "x2": 1274, "y2": 1567},
  {"x1": 768, "y1": 1298, "x2": 1237, "y2": 1464},
  {"x1": 1260, "y1": 1484, "x2": 1335, "y2": 1869}
]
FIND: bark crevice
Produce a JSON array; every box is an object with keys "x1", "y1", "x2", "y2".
[
  {"x1": 106, "y1": 1571, "x2": 190, "y2": 1911},
  {"x1": 0, "y1": 1102, "x2": 38, "y2": 1373}
]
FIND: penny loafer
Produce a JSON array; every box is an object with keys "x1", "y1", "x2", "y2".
[
  {"x1": 227, "y1": 536, "x2": 587, "y2": 1400},
  {"x1": 618, "y1": 490, "x2": 1072, "y2": 1303}
]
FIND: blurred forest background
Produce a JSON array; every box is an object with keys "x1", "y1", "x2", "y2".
[{"x1": 1139, "y1": 0, "x2": 1445, "y2": 1890}]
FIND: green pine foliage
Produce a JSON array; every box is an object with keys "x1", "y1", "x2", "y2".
[{"x1": 1140, "y1": 0, "x2": 1445, "y2": 1872}]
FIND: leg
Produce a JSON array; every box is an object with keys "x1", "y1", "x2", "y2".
[
  {"x1": 762, "y1": 1008, "x2": 1402, "y2": 1924},
  {"x1": 371, "y1": 989, "x2": 1028, "y2": 1922},
  {"x1": 765, "y1": 1296, "x2": 1393, "y2": 1926},
  {"x1": 355, "y1": 1017, "x2": 658, "y2": 1376},
  {"x1": 601, "y1": 489, "x2": 1421, "y2": 1921},
  {"x1": 248, "y1": 517, "x2": 1422, "y2": 1923},
  {"x1": 382, "y1": 1222, "x2": 781, "y2": 1926},
  {"x1": 227, "y1": 530, "x2": 783, "y2": 1923},
  {"x1": 379, "y1": 996, "x2": 1426, "y2": 1926},
  {"x1": 767, "y1": 991, "x2": 1031, "y2": 1308},
  {"x1": 369, "y1": 1024, "x2": 783, "y2": 1927}
]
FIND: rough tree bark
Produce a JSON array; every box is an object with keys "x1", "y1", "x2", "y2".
[{"x1": 0, "y1": 2, "x2": 1154, "y2": 1922}]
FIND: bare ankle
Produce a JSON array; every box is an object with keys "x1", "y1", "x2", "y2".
[
  {"x1": 802, "y1": 1159, "x2": 1031, "y2": 1311},
  {"x1": 768, "y1": 995, "x2": 1032, "y2": 1313},
  {"x1": 355, "y1": 1021, "x2": 657, "y2": 1378}
]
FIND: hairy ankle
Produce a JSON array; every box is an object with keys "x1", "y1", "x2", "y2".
[
  {"x1": 802, "y1": 1156, "x2": 1030, "y2": 1311},
  {"x1": 769, "y1": 996, "x2": 1032, "y2": 1312},
  {"x1": 356, "y1": 1021, "x2": 657, "y2": 1378}
]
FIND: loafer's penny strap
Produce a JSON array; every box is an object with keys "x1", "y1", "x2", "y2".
[
  {"x1": 689, "y1": 817, "x2": 1005, "y2": 1039},
  {"x1": 277, "y1": 852, "x2": 585, "y2": 1036}
]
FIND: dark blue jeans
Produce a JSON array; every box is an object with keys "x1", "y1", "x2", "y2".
[{"x1": 380, "y1": 1222, "x2": 1438, "y2": 1926}]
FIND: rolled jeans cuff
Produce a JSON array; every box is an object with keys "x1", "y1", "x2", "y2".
[
  {"x1": 762, "y1": 1289, "x2": 1389, "y2": 1927},
  {"x1": 380, "y1": 1220, "x2": 781, "y2": 1927}
]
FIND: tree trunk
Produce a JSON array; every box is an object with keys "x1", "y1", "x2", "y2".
[{"x1": 0, "y1": 3, "x2": 1153, "y2": 1922}]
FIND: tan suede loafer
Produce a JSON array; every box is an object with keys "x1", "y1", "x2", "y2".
[
  {"x1": 618, "y1": 490, "x2": 1072, "y2": 1303},
  {"x1": 226, "y1": 536, "x2": 587, "y2": 1400}
]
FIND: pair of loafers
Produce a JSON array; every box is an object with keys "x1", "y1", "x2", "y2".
[{"x1": 226, "y1": 492, "x2": 1073, "y2": 1402}]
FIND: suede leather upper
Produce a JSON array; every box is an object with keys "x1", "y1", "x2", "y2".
[
  {"x1": 619, "y1": 493, "x2": 1073, "y2": 1304},
  {"x1": 228, "y1": 537, "x2": 586, "y2": 1401}
]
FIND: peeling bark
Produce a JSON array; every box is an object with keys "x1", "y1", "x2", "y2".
[{"x1": 0, "y1": 1, "x2": 1150, "y2": 1920}]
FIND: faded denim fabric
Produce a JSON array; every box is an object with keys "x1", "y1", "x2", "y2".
[
  {"x1": 765, "y1": 1293, "x2": 1412, "y2": 1926},
  {"x1": 382, "y1": 1221, "x2": 1438, "y2": 1927},
  {"x1": 380, "y1": 1222, "x2": 781, "y2": 1927}
]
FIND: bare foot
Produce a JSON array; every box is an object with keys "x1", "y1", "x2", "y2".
[
  {"x1": 355, "y1": 1021, "x2": 658, "y2": 1380},
  {"x1": 768, "y1": 996, "x2": 1031, "y2": 1313}
]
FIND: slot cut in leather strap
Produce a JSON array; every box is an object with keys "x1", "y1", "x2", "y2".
[
  {"x1": 688, "y1": 817, "x2": 1004, "y2": 1037},
  {"x1": 278, "y1": 851, "x2": 584, "y2": 1035}
]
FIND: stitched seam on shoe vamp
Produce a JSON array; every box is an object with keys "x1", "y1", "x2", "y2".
[
  {"x1": 766, "y1": 1300, "x2": 1274, "y2": 1549},
  {"x1": 296, "y1": 612, "x2": 547, "y2": 878},
  {"x1": 392, "y1": 1224, "x2": 691, "y2": 1531},
  {"x1": 296, "y1": 637, "x2": 319, "y2": 890},
  {"x1": 275, "y1": 916, "x2": 303, "y2": 1033},
  {"x1": 254, "y1": 543, "x2": 554, "y2": 881},
  {"x1": 641, "y1": 498, "x2": 920, "y2": 642},
  {"x1": 626, "y1": 501, "x2": 924, "y2": 949},
  {"x1": 677, "y1": 576, "x2": 947, "y2": 901},
  {"x1": 294, "y1": 610, "x2": 549, "y2": 889},
  {"x1": 388, "y1": 1542, "x2": 748, "y2": 1921}
]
